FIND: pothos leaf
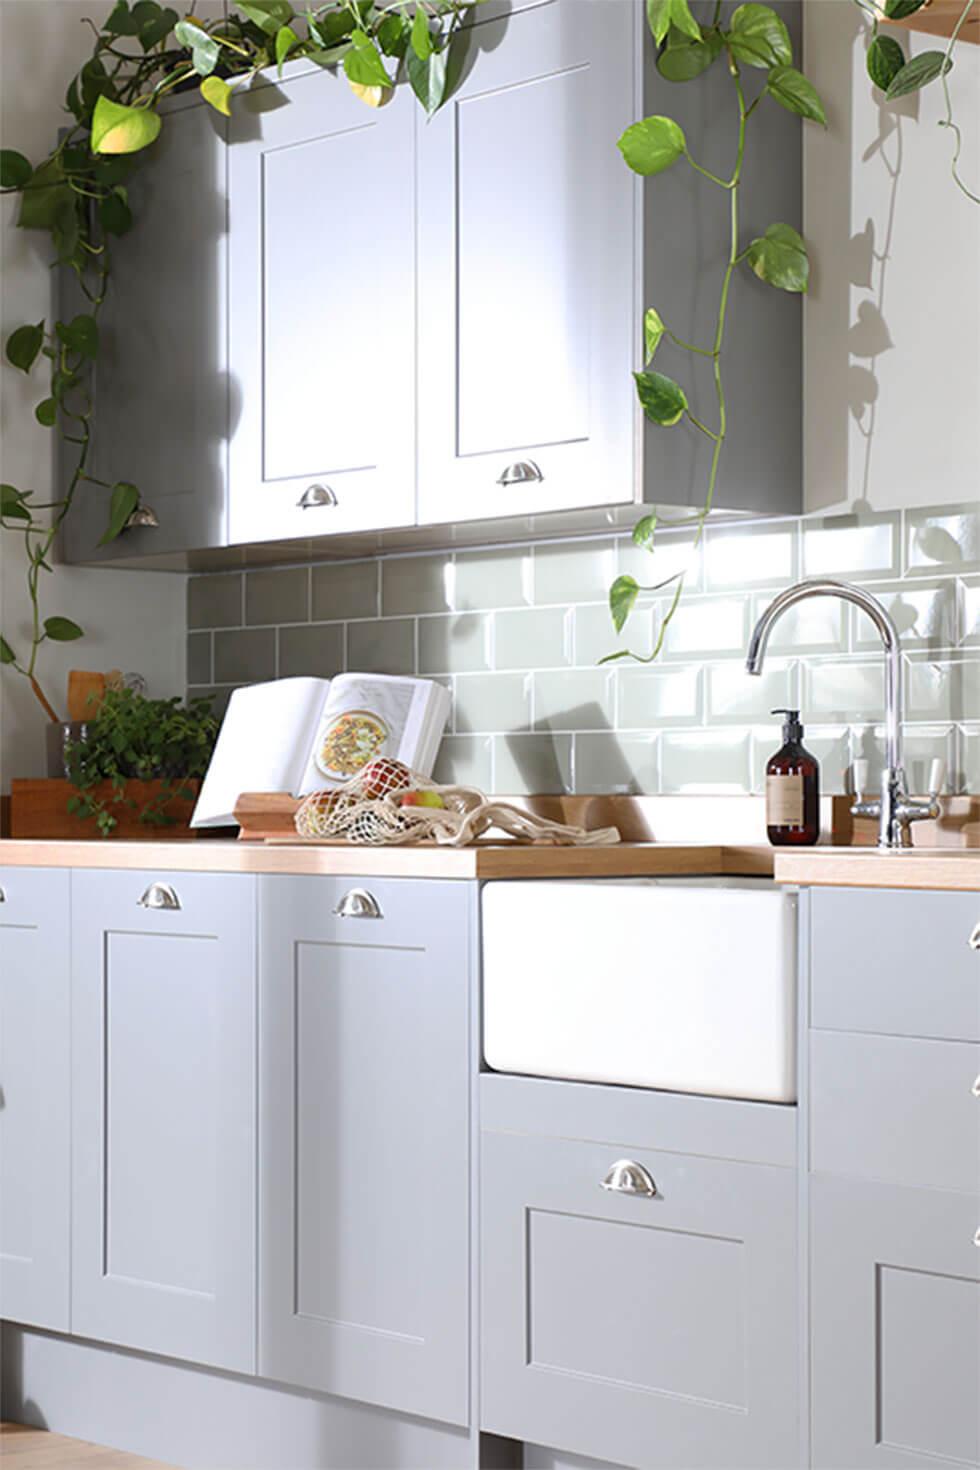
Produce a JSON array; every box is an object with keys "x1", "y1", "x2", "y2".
[
  {"x1": 633, "y1": 369, "x2": 689, "y2": 426},
  {"x1": 275, "y1": 23, "x2": 299, "y2": 73},
  {"x1": 35, "y1": 398, "x2": 57, "y2": 428},
  {"x1": 0, "y1": 150, "x2": 32, "y2": 190},
  {"x1": 6, "y1": 321, "x2": 44, "y2": 373},
  {"x1": 407, "y1": 48, "x2": 448, "y2": 117},
  {"x1": 44, "y1": 616, "x2": 85, "y2": 642},
  {"x1": 57, "y1": 313, "x2": 99, "y2": 359},
  {"x1": 745, "y1": 222, "x2": 809, "y2": 293},
  {"x1": 200, "y1": 76, "x2": 233, "y2": 115},
  {"x1": 866, "y1": 33, "x2": 906, "y2": 92},
  {"x1": 100, "y1": 186, "x2": 133, "y2": 235},
  {"x1": 411, "y1": 5, "x2": 434, "y2": 59},
  {"x1": 174, "y1": 18, "x2": 219, "y2": 76},
  {"x1": 617, "y1": 115, "x2": 686, "y2": 176},
  {"x1": 234, "y1": 0, "x2": 294, "y2": 35},
  {"x1": 99, "y1": 481, "x2": 141, "y2": 545},
  {"x1": 885, "y1": 49, "x2": 952, "y2": 100},
  {"x1": 657, "y1": 27, "x2": 723, "y2": 82},
  {"x1": 16, "y1": 157, "x2": 71, "y2": 230},
  {"x1": 1, "y1": 484, "x2": 31, "y2": 521},
  {"x1": 727, "y1": 3, "x2": 793, "y2": 69},
  {"x1": 0, "y1": 636, "x2": 16, "y2": 665},
  {"x1": 343, "y1": 31, "x2": 392, "y2": 89},
  {"x1": 647, "y1": 0, "x2": 702, "y2": 44},
  {"x1": 766, "y1": 64, "x2": 827, "y2": 126},
  {"x1": 884, "y1": 0, "x2": 928, "y2": 17},
  {"x1": 632, "y1": 512, "x2": 658, "y2": 550},
  {"x1": 610, "y1": 575, "x2": 641, "y2": 634},
  {"x1": 644, "y1": 307, "x2": 666, "y2": 363},
  {"x1": 91, "y1": 96, "x2": 162, "y2": 154}
]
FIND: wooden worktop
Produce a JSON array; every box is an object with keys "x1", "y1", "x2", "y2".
[
  {"x1": 774, "y1": 847, "x2": 980, "y2": 892},
  {"x1": 0, "y1": 837, "x2": 774, "y2": 880}
]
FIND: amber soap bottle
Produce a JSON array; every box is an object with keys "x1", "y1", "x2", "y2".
[{"x1": 765, "y1": 708, "x2": 820, "y2": 846}]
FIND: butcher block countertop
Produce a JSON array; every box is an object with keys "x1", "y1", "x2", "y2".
[
  {"x1": 774, "y1": 847, "x2": 980, "y2": 892},
  {"x1": 0, "y1": 837, "x2": 774, "y2": 880}
]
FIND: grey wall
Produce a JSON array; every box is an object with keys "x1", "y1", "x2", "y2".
[{"x1": 187, "y1": 501, "x2": 980, "y2": 797}]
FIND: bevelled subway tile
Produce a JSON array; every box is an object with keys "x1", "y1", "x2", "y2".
[
  {"x1": 905, "y1": 657, "x2": 980, "y2": 722},
  {"x1": 804, "y1": 659, "x2": 885, "y2": 722},
  {"x1": 454, "y1": 673, "x2": 531, "y2": 734},
  {"x1": 618, "y1": 665, "x2": 702, "y2": 728},
  {"x1": 704, "y1": 521, "x2": 798, "y2": 590},
  {"x1": 188, "y1": 573, "x2": 242, "y2": 630},
  {"x1": 213, "y1": 627, "x2": 276, "y2": 685},
  {"x1": 572, "y1": 601, "x2": 653, "y2": 668},
  {"x1": 186, "y1": 631, "x2": 211, "y2": 687},
  {"x1": 707, "y1": 659, "x2": 797, "y2": 724},
  {"x1": 801, "y1": 511, "x2": 900, "y2": 580},
  {"x1": 494, "y1": 607, "x2": 572, "y2": 670},
  {"x1": 278, "y1": 623, "x2": 345, "y2": 679},
  {"x1": 852, "y1": 724, "x2": 959, "y2": 797},
  {"x1": 749, "y1": 591, "x2": 847, "y2": 654},
  {"x1": 311, "y1": 560, "x2": 379, "y2": 622},
  {"x1": 906, "y1": 504, "x2": 980, "y2": 577},
  {"x1": 381, "y1": 554, "x2": 453, "y2": 616},
  {"x1": 432, "y1": 735, "x2": 493, "y2": 790},
  {"x1": 533, "y1": 539, "x2": 616, "y2": 606},
  {"x1": 493, "y1": 733, "x2": 573, "y2": 794},
  {"x1": 574, "y1": 732, "x2": 659, "y2": 795},
  {"x1": 659, "y1": 595, "x2": 749, "y2": 659},
  {"x1": 750, "y1": 723, "x2": 850, "y2": 795},
  {"x1": 533, "y1": 669, "x2": 616, "y2": 732},
  {"x1": 659, "y1": 728, "x2": 753, "y2": 794},
  {"x1": 346, "y1": 618, "x2": 416, "y2": 676},
  {"x1": 959, "y1": 724, "x2": 980, "y2": 793},
  {"x1": 617, "y1": 526, "x2": 703, "y2": 594},
  {"x1": 962, "y1": 577, "x2": 980, "y2": 646},
  {"x1": 454, "y1": 547, "x2": 530, "y2": 611},
  {"x1": 850, "y1": 580, "x2": 960, "y2": 652},
  {"x1": 418, "y1": 613, "x2": 491, "y2": 674},
  {"x1": 245, "y1": 567, "x2": 309, "y2": 627}
]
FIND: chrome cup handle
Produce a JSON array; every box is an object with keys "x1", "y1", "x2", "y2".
[
  {"x1": 600, "y1": 1159, "x2": 657, "y2": 1198},
  {"x1": 298, "y1": 483, "x2": 338, "y2": 509},
  {"x1": 969, "y1": 922, "x2": 980, "y2": 952},
  {"x1": 334, "y1": 888, "x2": 383, "y2": 919},
  {"x1": 137, "y1": 882, "x2": 181, "y2": 912}
]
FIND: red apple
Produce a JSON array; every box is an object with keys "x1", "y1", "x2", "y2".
[
  {"x1": 399, "y1": 789, "x2": 445, "y2": 809},
  {"x1": 360, "y1": 758, "x2": 411, "y2": 798}
]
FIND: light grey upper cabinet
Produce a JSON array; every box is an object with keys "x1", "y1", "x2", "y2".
[
  {"x1": 70, "y1": 870, "x2": 257, "y2": 1374},
  {"x1": 417, "y1": 0, "x2": 637, "y2": 525},
  {"x1": 0, "y1": 868, "x2": 71, "y2": 1334},
  {"x1": 61, "y1": 94, "x2": 228, "y2": 564},
  {"x1": 227, "y1": 68, "x2": 416, "y2": 546},
  {"x1": 257, "y1": 876, "x2": 472, "y2": 1426}
]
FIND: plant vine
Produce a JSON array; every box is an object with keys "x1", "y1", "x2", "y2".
[
  {"x1": 605, "y1": 0, "x2": 826, "y2": 663},
  {"x1": 0, "y1": 0, "x2": 479, "y2": 723}
]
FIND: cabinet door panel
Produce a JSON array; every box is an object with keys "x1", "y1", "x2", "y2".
[
  {"x1": 258, "y1": 876, "x2": 471, "y2": 1426},
  {"x1": 418, "y1": 0, "x2": 636, "y2": 523},
  {"x1": 228, "y1": 70, "x2": 415, "y2": 544},
  {"x1": 0, "y1": 869, "x2": 70, "y2": 1331},
  {"x1": 811, "y1": 1174, "x2": 980, "y2": 1469},
  {"x1": 481, "y1": 1126, "x2": 801, "y2": 1470},
  {"x1": 71, "y1": 870, "x2": 256, "y2": 1373}
]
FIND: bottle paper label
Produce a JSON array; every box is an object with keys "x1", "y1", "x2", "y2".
[{"x1": 767, "y1": 772, "x2": 804, "y2": 826}]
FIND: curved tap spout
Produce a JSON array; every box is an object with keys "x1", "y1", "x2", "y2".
[{"x1": 746, "y1": 578, "x2": 903, "y2": 774}]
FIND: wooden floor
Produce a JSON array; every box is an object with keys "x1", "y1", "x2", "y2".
[{"x1": 0, "y1": 1424, "x2": 173, "y2": 1469}]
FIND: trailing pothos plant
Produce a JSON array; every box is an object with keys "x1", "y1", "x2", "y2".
[
  {"x1": 0, "y1": 0, "x2": 479, "y2": 724},
  {"x1": 859, "y1": 0, "x2": 978, "y2": 205},
  {"x1": 605, "y1": 0, "x2": 826, "y2": 664}
]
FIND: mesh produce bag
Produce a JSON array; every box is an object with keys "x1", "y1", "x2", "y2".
[{"x1": 294, "y1": 760, "x2": 620, "y2": 848}]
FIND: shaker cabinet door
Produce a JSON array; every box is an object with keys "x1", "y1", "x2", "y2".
[
  {"x1": 257, "y1": 876, "x2": 472, "y2": 1426},
  {"x1": 70, "y1": 870, "x2": 257, "y2": 1374},
  {"x1": 228, "y1": 67, "x2": 416, "y2": 545},
  {"x1": 0, "y1": 868, "x2": 71, "y2": 1332},
  {"x1": 417, "y1": 0, "x2": 637, "y2": 525},
  {"x1": 811, "y1": 1173, "x2": 980, "y2": 1470}
]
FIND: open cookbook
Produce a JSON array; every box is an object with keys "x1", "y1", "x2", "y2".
[{"x1": 191, "y1": 674, "x2": 451, "y2": 828}]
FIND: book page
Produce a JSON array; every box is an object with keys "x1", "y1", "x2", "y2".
[
  {"x1": 298, "y1": 675, "x2": 432, "y2": 794},
  {"x1": 192, "y1": 678, "x2": 329, "y2": 827}
]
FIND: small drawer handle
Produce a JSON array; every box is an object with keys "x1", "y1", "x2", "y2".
[
  {"x1": 970, "y1": 922, "x2": 980, "y2": 952},
  {"x1": 973, "y1": 1075, "x2": 980, "y2": 1099},
  {"x1": 600, "y1": 1159, "x2": 657, "y2": 1198},
  {"x1": 298, "y1": 483, "x2": 338, "y2": 509},
  {"x1": 0, "y1": 886, "x2": 5, "y2": 904},
  {"x1": 975, "y1": 1228, "x2": 980, "y2": 1248},
  {"x1": 334, "y1": 888, "x2": 383, "y2": 920},
  {"x1": 496, "y1": 459, "x2": 543, "y2": 487},
  {"x1": 137, "y1": 882, "x2": 181, "y2": 912}
]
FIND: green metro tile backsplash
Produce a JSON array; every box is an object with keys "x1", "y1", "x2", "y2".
[{"x1": 187, "y1": 503, "x2": 980, "y2": 796}]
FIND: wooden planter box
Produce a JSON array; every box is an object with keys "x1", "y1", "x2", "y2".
[{"x1": 9, "y1": 779, "x2": 200, "y2": 841}]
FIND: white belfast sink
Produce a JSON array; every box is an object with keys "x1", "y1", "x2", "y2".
[{"x1": 482, "y1": 878, "x2": 798, "y2": 1104}]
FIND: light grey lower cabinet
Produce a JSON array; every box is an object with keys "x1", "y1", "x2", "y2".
[
  {"x1": 0, "y1": 868, "x2": 71, "y2": 1332},
  {"x1": 481, "y1": 1079, "x2": 801, "y2": 1470},
  {"x1": 257, "y1": 876, "x2": 472, "y2": 1426},
  {"x1": 70, "y1": 870, "x2": 257, "y2": 1374},
  {"x1": 811, "y1": 1174, "x2": 980, "y2": 1470}
]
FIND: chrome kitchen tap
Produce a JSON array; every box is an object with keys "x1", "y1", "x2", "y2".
[{"x1": 746, "y1": 578, "x2": 939, "y2": 850}]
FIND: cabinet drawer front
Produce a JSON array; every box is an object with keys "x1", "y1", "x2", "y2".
[
  {"x1": 71, "y1": 870, "x2": 257, "y2": 1374},
  {"x1": 810, "y1": 887, "x2": 980, "y2": 1040},
  {"x1": 811, "y1": 1174, "x2": 980, "y2": 1470},
  {"x1": 481, "y1": 1126, "x2": 800, "y2": 1470},
  {"x1": 0, "y1": 868, "x2": 71, "y2": 1332},
  {"x1": 810, "y1": 1031, "x2": 980, "y2": 1193}
]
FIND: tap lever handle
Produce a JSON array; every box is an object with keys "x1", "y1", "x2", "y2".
[{"x1": 927, "y1": 758, "x2": 946, "y2": 799}]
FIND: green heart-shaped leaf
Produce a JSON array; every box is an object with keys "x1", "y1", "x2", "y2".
[
  {"x1": 100, "y1": 186, "x2": 133, "y2": 235},
  {"x1": 885, "y1": 49, "x2": 951, "y2": 100},
  {"x1": 140, "y1": 5, "x2": 178, "y2": 49},
  {"x1": 343, "y1": 31, "x2": 392, "y2": 88},
  {"x1": 275, "y1": 22, "x2": 299, "y2": 72},
  {"x1": 44, "y1": 616, "x2": 85, "y2": 642},
  {"x1": 17, "y1": 157, "x2": 72, "y2": 230},
  {"x1": 6, "y1": 321, "x2": 44, "y2": 373},
  {"x1": 407, "y1": 47, "x2": 447, "y2": 117},
  {"x1": 0, "y1": 150, "x2": 32, "y2": 190},
  {"x1": 647, "y1": 0, "x2": 701, "y2": 44},
  {"x1": 200, "y1": 76, "x2": 233, "y2": 116},
  {"x1": 657, "y1": 27, "x2": 723, "y2": 82},
  {"x1": 35, "y1": 398, "x2": 57, "y2": 427},
  {"x1": 766, "y1": 65, "x2": 827, "y2": 125},
  {"x1": 56, "y1": 313, "x2": 99, "y2": 359},
  {"x1": 0, "y1": 636, "x2": 16, "y2": 665},
  {"x1": 174, "y1": 18, "x2": 220, "y2": 75},
  {"x1": 91, "y1": 96, "x2": 162, "y2": 154},
  {"x1": 634, "y1": 369, "x2": 689, "y2": 425},
  {"x1": 632, "y1": 512, "x2": 658, "y2": 550},
  {"x1": 411, "y1": 6, "x2": 434, "y2": 59},
  {"x1": 377, "y1": 13, "x2": 407, "y2": 56},
  {"x1": 746, "y1": 222, "x2": 809, "y2": 293},
  {"x1": 727, "y1": 3, "x2": 792, "y2": 69},
  {"x1": 104, "y1": 0, "x2": 141, "y2": 36},
  {"x1": 644, "y1": 307, "x2": 666, "y2": 363},
  {"x1": 610, "y1": 575, "x2": 640, "y2": 634},
  {"x1": 866, "y1": 34, "x2": 906, "y2": 92},
  {"x1": 884, "y1": 0, "x2": 927, "y2": 18},
  {"x1": 99, "y1": 482, "x2": 141, "y2": 545},
  {"x1": 618, "y1": 115, "x2": 686, "y2": 176},
  {"x1": 235, "y1": 0, "x2": 294, "y2": 35},
  {"x1": 1, "y1": 484, "x2": 31, "y2": 522}
]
